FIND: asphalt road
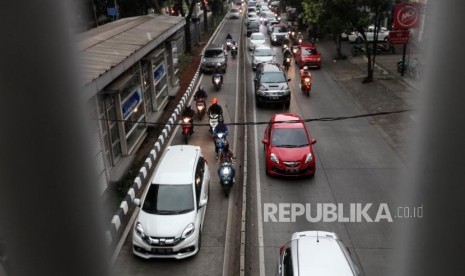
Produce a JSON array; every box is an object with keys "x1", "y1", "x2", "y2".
[
  {"x1": 244, "y1": 26, "x2": 406, "y2": 276},
  {"x1": 112, "y1": 13, "x2": 408, "y2": 276},
  {"x1": 111, "y1": 12, "x2": 245, "y2": 276}
]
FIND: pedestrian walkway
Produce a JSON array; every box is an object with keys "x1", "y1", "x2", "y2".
[{"x1": 317, "y1": 38, "x2": 421, "y2": 163}]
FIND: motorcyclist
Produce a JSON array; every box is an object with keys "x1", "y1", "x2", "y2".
[
  {"x1": 217, "y1": 140, "x2": 236, "y2": 180},
  {"x1": 211, "y1": 65, "x2": 224, "y2": 86},
  {"x1": 213, "y1": 121, "x2": 229, "y2": 157},
  {"x1": 300, "y1": 66, "x2": 312, "y2": 89},
  {"x1": 296, "y1": 32, "x2": 304, "y2": 44},
  {"x1": 208, "y1": 97, "x2": 224, "y2": 118},
  {"x1": 283, "y1": 46, "x2": 292, "y2": 61},
  {"x1": 194, "y1": 85, "x2": 208, "y2": 100},
  {"x1": 181, "y1": 105, "x2": 195, "y2": 133}
]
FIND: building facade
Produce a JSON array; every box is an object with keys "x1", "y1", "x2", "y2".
[{"x1": 78, "y1": 15, "x2": 185, "y2": 194}]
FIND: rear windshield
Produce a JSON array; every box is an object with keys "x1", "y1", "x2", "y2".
[
  {"x1": 302, "y1": 48, "x2": 318, "y2": 55},
  {"x1": 273, "y1": 26, "x2": 288, "y2": 32},
  {"x1": 204, "y1": 49, "x2": 224, "y2": 58},
  {"x1": 261, "y1": 72, "x2": 286, "y2": 83},
  {"x1": 254, "y1": 48, "x2": 273, "y2": 56}
]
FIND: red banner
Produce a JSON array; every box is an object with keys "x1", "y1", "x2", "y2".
[
  {"x1": 389, "y1": 30, "x2": 410, "y2": 45},
  {"x1": 393, "y1": 3, "x2": 421, "y2": 30}
]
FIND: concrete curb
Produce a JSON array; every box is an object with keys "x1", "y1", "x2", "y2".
[{"x1": 106, "y1": 14, "x2": 229, "y2": 248}]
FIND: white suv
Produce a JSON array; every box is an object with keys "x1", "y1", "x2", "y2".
[
  {"x1": 132, "y1": 145, "x2": 210, "y2": 259},
  {"x1": 277, "y1": 231, "x2": 360, "y2": 275}
]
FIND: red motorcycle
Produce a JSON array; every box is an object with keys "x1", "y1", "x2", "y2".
[
  {"x1": 195, "y1": 98, "x2": 206, "y2": 120},
  {"x1": 181, "y1": 116, "x2": 193, "y2": 144},
  {"x1": 300, "y1": 71, "x2": 312, "y2": 96}
]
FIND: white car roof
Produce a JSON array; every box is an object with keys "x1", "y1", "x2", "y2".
[
  {"x1": 152, "y1": 145, "x2": 200, "y2": 185},
  {"x1": 293, "y1": 231, "x2": 356, "y2": 276}
]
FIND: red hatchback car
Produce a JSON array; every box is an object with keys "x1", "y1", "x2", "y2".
[
  {"x1": 262, "y1": 113, "x2": 317, "y2": 177},
  {"x1": 295, "y1": 44, "x2": 322, "y2": 69}
]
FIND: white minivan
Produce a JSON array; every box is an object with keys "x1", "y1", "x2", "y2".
[
  {"x1": 132, "y1": 145, "x2": 210, "y2": 259},
  {"x1": 277, "y1": 231, "x2": 360, "y2": 275}
]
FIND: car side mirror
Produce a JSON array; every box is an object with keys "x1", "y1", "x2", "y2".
[
  {"x1": 134, "y1": 198, "x2": 141, "y2": 206},
  {"x1": 199, "y1": 198, "x2": 208, "y2": 207},
  {"x1": 311, "y1": 138, "x2": 317, "y2": 145},
  {"x1": 254, "y1": 78, "x2": 258, "y2": 82},
  {"x1": 262, "y1": 138, "x2": 269, "y2": 144},
  {"x1": 287, "y1": 78, "x2": 291, "y2": 82}
]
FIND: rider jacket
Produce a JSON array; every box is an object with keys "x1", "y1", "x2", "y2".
[
  {"x1": 214, "y1": 122, "x2": 228, "y2": 134},
  {"x1": 182, "y1": 107, "x2": 195, "y2": 118},
  {"x1": 194, "y1": 89, "x2": 208, "y2": 100},
  {"x1": 208, "y1": 103, "x2": 223, "y2": 116}
]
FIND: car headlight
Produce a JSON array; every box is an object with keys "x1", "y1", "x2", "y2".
[
  {"x1": 283, "y1": 89, "x2": 290, "y2": 95},
  {"x1": 182, "y1": 223, "x2": 195, "y2": 239},
  {"x1": 305, "y1": 153, "x2": 313, "y2": 163},
  {"x1": 135, "y1": 222, "x2": 146, "y2": 239},
  {"x1": 270, "y1": 153, "x2": 279, "y2": 164}
]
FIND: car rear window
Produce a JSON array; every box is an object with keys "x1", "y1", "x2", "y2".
[
  {"x1": 261, "y1": 72, "x2": 286, "y2": 83},
  {"x1": 254, "y1": 48, "x2": 273, "y2": 56},
  {"x1": 204, "y1": 49, "x2": 224, "y2": 58},
  {"x1": 302, "y1": 48, "x2": 318, "y2": 55}
]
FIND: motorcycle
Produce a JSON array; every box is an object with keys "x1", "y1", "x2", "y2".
[
  {"x1": 226, "y1": 39, "x2": 233, "y2": 51},
  {"x1": 181, "y1": 116, "x2": 193, "y2": 144},
  {"x1": 301, "y1": 76, "x2": 311, "y2": 96},
  {"x1": 195, "y1": 98, "x2": 206, "y2": 120},
  {"x1": 231, "y1": 45, "x2": 238, "y2": 59},
  {"x1": 352, "y1": 43, "x2": 395, "y2": 57},
  {"x1": 218, "y1": 161, "x2": 235, "y2": 197},
  {"x1": 283, "y1": 56, "x2": 291, "y2": 71},
  {"x1": 212, "y1": 73, "x2": 223, "y2": 91},
  {"x1": 397, "y1": 59, "x2": 419, "y2": 79}
]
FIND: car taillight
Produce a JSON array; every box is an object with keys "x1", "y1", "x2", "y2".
[{"x1": 279, "y1": 243, "x2": 286, "y2": 255}]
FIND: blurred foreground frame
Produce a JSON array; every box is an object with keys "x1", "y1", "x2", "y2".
[
  {"x1": 393, "y1": 0, "x2": 465, "y2": 276},
  {"x1": 0, "y1": 1, "x2": 111, "y2": 276}
]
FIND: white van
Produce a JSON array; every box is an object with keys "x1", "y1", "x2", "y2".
[
  {"x1": 132, "y1": 145, "x2": 210, "y2": 259},
  {"x1": 277, "y1": 231, "x2": 360, "y2": 275}
]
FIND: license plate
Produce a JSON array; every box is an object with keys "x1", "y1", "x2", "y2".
[
  {"x1": 152, "y1": 248, "x2": 173, "y2": 254},
  {"x1": 270, "y1": 96, "x2": 279, "y2": 100}
]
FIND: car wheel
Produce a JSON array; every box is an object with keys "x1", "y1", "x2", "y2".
[
  {"x1": 355, "y1": 37, "x2": 363, "y2": 44},
  {"x1": 255, "y1": 96, "x2": 262, "y2": 107},
  {"x1": 284, "y1": 101, "x2": 290, "y2": 109}
]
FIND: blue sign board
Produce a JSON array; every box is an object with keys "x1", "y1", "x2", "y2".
[
  {"x1": 122, "y1": 88, "x2": 142, "y2": 119},
  {"x1": 107, "y1": 7, "x2": 119, "y2": 17},
  {"x1": 153, "y1": 64, "x2": 165, "y2": 83}
]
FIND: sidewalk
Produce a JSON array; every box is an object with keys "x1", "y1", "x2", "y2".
[{"x1": 318, "y1": 39, "x2": 421, "y2": 163}]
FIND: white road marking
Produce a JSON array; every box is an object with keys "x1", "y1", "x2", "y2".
[{"x1": 252, "y1": 81, "x2": 266, "y2": 276}]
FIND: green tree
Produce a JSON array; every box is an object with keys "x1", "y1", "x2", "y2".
[
  {"x1": 359, "y1": 0, "x2": 390, "y2": 83},
  {"x1": 320, "y1": 0, "x2": 369, "y2": 59},
  {"x1": 177, "y1": 0, "x2": 198, "y2": 53}
]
